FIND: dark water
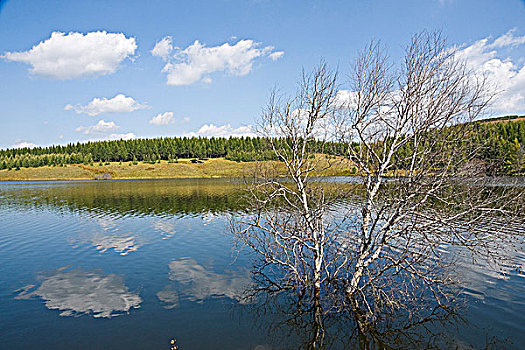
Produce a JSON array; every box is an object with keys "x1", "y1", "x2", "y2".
[{"x1": 0, "y1": 179, "x2": 523, "y2": 349}]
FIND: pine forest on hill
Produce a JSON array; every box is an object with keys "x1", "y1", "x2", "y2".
[{"x1": 1, "y1": 116, "x2": 524, "y2": 176}]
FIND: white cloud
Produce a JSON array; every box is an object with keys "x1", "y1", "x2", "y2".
[
  {"x1": 10, "y1": 140, "x2": 37, "y2": 149},
  {"x1": 259, "y1": 108, "x2": 336, "y2": 140},
  {"x1": 455, "y1": 29, "x2": 525, "y2": 113},
  {"x1": 335, "y1": 31, "x2": 525, "y2": 115},
  {"x1": 65, "y1": 94, "x2": 148, "y2": 116},
  {"x1": 334, "y1": 89, "x2": 358, "y2": 109},
  {"x1": 149, "y1": 112, "x2": 189, "y2": 125},
  {"x1": 76, "y1": 120, "x2": 119, "y2": 135},
  {"x1": 269, "y1": 51, "x2": 284, "y2": 61},
  {"x1": 151, "y1": 36, "x2": 173, "y2": 60},
  {"x1": 75, "y1": 120, "x2": 135, "y2": 140},
  {"x1": 152, "y1": 37, "x2": 283, "y2": 85},
  {"x1": 184, "y1": 123, "x2": 256, "y2": 137},
  {"x1": 105, "y1": 133, "x2": 136, "y2": 141},
  {"x1": 149, "y1": 111, "x2": 174, "y2": 125},
  {"x1": 489, "y1": 29, "x2": 525, "y2": 48},
  {"x1": 3, "y1": 31, "x2": 137, "y2": 79}
]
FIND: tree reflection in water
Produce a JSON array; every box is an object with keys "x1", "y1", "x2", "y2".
[{"x1": 238, "y1": 281, "x2": 513, "y2": 349}]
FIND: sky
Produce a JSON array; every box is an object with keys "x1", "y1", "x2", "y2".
[{"x1": 0, "y1": 0, "x2": 524, "y2": 149}]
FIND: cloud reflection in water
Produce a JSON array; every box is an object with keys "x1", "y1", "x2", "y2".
[
  {"x1": 157, "y1": 257, "x2": 250, "y2": 308},
  {"x1": 15, "y1": 267, "x2": 142, "y2": 318},
  {"x1": 69, "y1": 215, "x2": 143, "y2": 255},
  {"x1": 153, "y1": 221, "x2": 177, "y2": 240},
  {"x1": 156, "y1": 286, "x2": 180, "y2": 309},
  {"x1": 90, "y1": 233, "x2": 140, "y2": 255}
]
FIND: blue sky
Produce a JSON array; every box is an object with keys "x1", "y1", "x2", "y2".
[{"x1": 1, "y1": 0, "x2": 524, "y2": 149}]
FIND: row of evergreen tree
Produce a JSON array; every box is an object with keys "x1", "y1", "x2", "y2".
[
  {"x1": 1, "y1": 118, "x2": 524, "y2": 174},
  {"x1": 474, "y1": 119, "x2": 525, "y2": 174},
  {"x1": 0, "y1": 136, "x2": 345, "y2": 170},
  {"x1": 389, "y1": 118, "x2": 525, "y2": 175}
]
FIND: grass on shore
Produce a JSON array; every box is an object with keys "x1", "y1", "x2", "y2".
[{"x1": 0, "y1": 157, "x2": 357, "y2": 181}]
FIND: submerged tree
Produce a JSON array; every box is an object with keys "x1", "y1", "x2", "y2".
[
  {"x1": 334, "y1": 31, "x2": 524, "y2": 324},
  {"x1": 233, "y1": 31, "x2": 524, "y2": 347},
  {"x1": 232, "y1": 62, "x2": 344, "y2": 348}
]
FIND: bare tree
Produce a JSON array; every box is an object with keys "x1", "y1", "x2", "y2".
[
  {"x1": 232, "y1": 62, "x2": 344, "y2": 300},
  {"x1": 233, "y1": 31, "x2": 524, "y2": 345},
  {"x1": 232, "y1": 62, "x2": 350, "y2": 349},
  {"x1": 334, "y1": 31, "x2": 524, "y2": 325}
]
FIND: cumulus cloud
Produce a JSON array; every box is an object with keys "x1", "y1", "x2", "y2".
[
  {"x1": 269, "y1": 51, "x2": 284, "y2": 61},
  {"x1": 104, "y1": 133, "x2": 136, "y2": 141},
  {"x1": 455, "y1": 29, "x2": 525, "y2": 113},
  {"x1": 259, "y1": 108, "x2": 337, "y2": 140},
  {"x1": 489, "y1": 29, "x2": 525, "y2": 48},
  {"x1": 184, "y1": 123, "x2": 256, "y2": 137},
  {"x1": 3, "y1": 31, "x2": 137, "y2": 79},
  {"x1": 149, "y1": 111, "x2": 174, "y2": 125},
  {"x1": 334, "y1": 89, "x2": 358, "y2": 109},
  {"x1": 152, "y1": 37, "x2": 283, "y2": 85},
  {"x1": 151, "y1": 36, "x2": 173, "y2": 60},
  {"x1": 75, "y1": 120, "x2": 119, "y2": 135},
  {"x1": 10, "y1": 140, "x2": 37, "y2": 149},
  {"x1": 65, "y1": 94, "x2": 148, "y2": 116},
  {"x1": 333, "y1": 30, "x2": 525, "y2": 115},
  {"x1": 149, "y1": 112, "x2": 189, "y2": 125},
  {"x1": 74, "y1": 120, "x2": 135, "y2": 140}
]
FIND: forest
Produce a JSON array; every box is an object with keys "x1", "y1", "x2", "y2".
[{"x1": 1, "y1": 116, "x2": 524, "y2": 175}]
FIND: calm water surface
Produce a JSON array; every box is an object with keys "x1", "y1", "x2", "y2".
[{"x1": 0, "y1": 179, "x2": 523, "y2": 349}]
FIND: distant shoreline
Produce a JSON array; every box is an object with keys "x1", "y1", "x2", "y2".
[{"x1": 0, "y1": 157, "x2": 356, "y2": 182}]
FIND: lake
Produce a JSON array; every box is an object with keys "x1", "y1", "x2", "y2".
[{"x1": 0, "y1": 179, "x2": 523, "y2": 349}]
